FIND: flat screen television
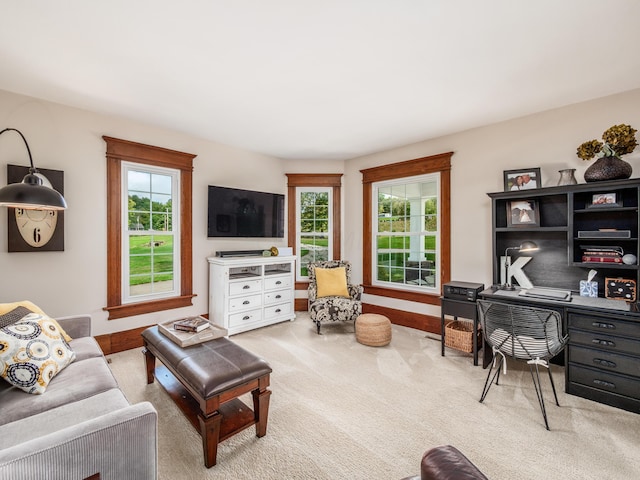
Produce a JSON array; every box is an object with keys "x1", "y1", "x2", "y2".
[{"x1": 207, "y1": 185, "x2": 285, "y2": 238}]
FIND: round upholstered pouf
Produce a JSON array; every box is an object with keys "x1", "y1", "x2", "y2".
[{"x1": 355, "y1": 313, "x2": 392, "y2": 347}]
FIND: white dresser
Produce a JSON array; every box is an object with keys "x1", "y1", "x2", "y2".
[{"x1": 207, "y1": 255, "x2": 296, "y2": 335}]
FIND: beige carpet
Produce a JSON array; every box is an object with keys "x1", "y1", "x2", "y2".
[{"x1": 107, "y1": 313, "x2": 640, "y2": 479}]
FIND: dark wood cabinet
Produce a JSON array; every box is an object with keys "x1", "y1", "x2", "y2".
[
  {"x1": 488, "y1": 178, "x2": 640, "y2": 294},
  {"x1": 487, "y1": 179, "x2": 640, "y2": 413}
]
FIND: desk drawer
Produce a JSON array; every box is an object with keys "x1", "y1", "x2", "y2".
[
  {"x1": 569, "y1": 363, "x2": 640, "y2": 399},
  {"x1": 568, "y1": 313, "x2": 640, "y2": 340},
  {"x1": 568, "y1": 345, "x2": 640, "y2": 378},
  {"x1": 569, "y1": 328, "x2": 640, "y2": 356},
  {"x1": 229, "y1": 294, "x2": 262, "y2": 312}
]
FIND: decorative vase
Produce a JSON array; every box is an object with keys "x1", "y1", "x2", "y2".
[
  {"x1": 557, "y1": 168, "x2": 578, "y2": 186},
  {"x1": 584, "y1": 156, "x2": 632, "y2": 182}
]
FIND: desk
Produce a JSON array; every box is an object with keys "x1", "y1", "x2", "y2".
[
  {"x1": 440, "y1": 297, "x2": 481, "y2": 366},
  {"x1": 480, "y1": 286, "x2": 640, "y2": 414}
]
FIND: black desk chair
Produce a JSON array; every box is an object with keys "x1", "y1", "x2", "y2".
[{"x1": 476, "y1": 299, "x2": 569, "y2": 430}]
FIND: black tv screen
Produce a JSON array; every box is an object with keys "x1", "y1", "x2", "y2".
[{"x1": 207, "y1": 186, "x2": 285, "y2": 238}]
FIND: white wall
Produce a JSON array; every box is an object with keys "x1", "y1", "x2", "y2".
[
  {"x1": 2, "y1": 87, "x2": 640, "y2": 334},
  {"x1": 343, "y1": 88, "x2": 640, "y2": 318},
  {"x1": 0, "y1": 89, "x2": 290, "y2": 335}
]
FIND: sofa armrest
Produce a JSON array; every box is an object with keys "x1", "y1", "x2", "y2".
[
  {"x1": 0, "y1": 401, "x2": 158, "y2": 480},
  {"x1": 56, "y1": 314, "x2": 92, "y2": 338}
]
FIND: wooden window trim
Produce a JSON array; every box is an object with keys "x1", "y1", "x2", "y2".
[
  {"x1": 103, "y1": 136, "x2": 196, "y2": 320},
  {"x1": 360, "y1": 152, "x2": 452, "y2": 304},
  {"x1": 286, "y1": 173, "x2": 342, "y2": 289}
]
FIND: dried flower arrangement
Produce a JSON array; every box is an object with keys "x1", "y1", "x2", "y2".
[{"x1": 577, "y1": 124, "x2": 638, "y2": 160}]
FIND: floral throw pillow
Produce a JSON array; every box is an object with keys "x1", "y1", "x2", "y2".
[{"x1": 0, "y1": 312, "x2": 76, "y2": 394}]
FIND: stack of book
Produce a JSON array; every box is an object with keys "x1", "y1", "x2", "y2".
[
  {"x1": 173, "y1": 316, "x2": 210, "y2": 333},
  {"x1": 581, "y1": 247, "x2": 623, "y2": 264}
]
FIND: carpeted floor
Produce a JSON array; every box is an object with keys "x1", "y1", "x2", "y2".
[{"x1": 107, "y1": 313, "x2": 640, "y2": 479}]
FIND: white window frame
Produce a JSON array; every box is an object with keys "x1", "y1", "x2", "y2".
[
  {"x1": 121, "y1": 162, "x2": 181, "y2": 304},
  {"x1": 371, "y1": 172, "x2": 441, "y2": 294},
  {"x1": 295, "y1": 186, "x2": 333, "y2": 281}
]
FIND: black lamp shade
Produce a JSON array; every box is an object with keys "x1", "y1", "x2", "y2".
[{"x1": 0, "y1": 173, "x2": 67, "y2": 210}]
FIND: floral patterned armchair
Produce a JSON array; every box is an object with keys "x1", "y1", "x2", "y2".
[{"x1": 307, "y1": 260, "x2": 363, "y2": 334}]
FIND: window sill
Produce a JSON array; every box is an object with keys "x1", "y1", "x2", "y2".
[
  {"x1": 363, "y1": 285, "x2": 440, "y2": 305},
  {"x1": 104, "y1": 295, "x2": 196, "y2": 320}
]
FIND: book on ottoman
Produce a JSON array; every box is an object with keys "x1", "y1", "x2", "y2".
[
  {"x1": 158, "y1": 318, "x2": 228, "y2": 347},
  {"x1": 173, "y1": 316, "x2": 210, "y2": 332}
]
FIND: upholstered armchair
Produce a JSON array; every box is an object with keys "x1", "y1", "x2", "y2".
[{"x1": 307, "y1": 260, "x2": 363, "y2": 334}]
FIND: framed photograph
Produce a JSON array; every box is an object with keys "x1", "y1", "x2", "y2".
[
  {"x1": 507, "y1": 200, "x2": 539, "y2": 227},
  {"x1": 503, "y1": 168, "x2": 541, "y2": 192},
  {"x1": 588, "y1": 192, "x2": 621, "y2": 208}
]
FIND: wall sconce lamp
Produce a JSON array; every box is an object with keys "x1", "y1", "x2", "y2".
[
  {"x1": 0, "y1": 128, "x2": 67, "y2": 210},
  {"x1": 502, "y1": 240, "x2": 539, "y2": 290}
]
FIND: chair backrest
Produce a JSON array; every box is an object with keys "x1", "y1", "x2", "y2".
[
  {"x1": 476, "y1": 299, "x2": 568, "y2": 361},
  {"x1": 307, "y1": 260, "x2": 353, "y2": 285}
]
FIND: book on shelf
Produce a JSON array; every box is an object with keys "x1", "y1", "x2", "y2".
[
  {"x1": 582, "y1": 251, "x2": 622, "y2": 257},
  {"x1": 173, "y1": 316, "x2": 210, "y2": 333},
  {"x1": 582, "y1": 255, "x2": 623, "y2": 263}
]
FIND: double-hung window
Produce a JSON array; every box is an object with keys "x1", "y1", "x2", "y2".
[
  {"x1": 122, "y1": 163, "x2": 180, "y2": 303},
  {"x1": 104, "y1": 136, "x2": 195, "y2": 320},
  {"x1": 373, "y1": 174, "x2": 439, "y2": 293},
  {"x1": 361, "y1": 152, "x2": 451, "y2": 304},
  {"x1": 297, "y1": 187, "x2": 332, "y2": 278}
]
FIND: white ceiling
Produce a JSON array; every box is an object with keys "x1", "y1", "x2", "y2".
[{"x1": 2, "y1": 1, "x2": 640, "y2": 161}]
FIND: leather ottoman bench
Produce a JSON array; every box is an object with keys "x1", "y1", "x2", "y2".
[
  {"x1": 401, "y1": 445, "x2": 488, "y2": 480},
  {"x1": 141, "y1": 326, "x2": 272, "y2": 468}
]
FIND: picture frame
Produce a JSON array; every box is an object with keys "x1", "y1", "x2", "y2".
[
  {"x1": 507, "y1": 200, "x2": 539, "y2": 227},
  {"x1": 503, "y1": 168, "x2": 541, "y2": 192},
  {"x1": 588, "y1": 192, "x2": 621, "y2": 208}
]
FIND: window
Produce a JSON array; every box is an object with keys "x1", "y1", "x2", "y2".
[
  {"x1": 297, "y1": 187, "x2": 332, "y2": 278},
  {"x1": 373, "y1": 174, "x2": 440, "y2": 293},
  {"x1": 122, "y1": 163, "x2": 180, "y2": 303},
  {"x1": 104, "y1": 136, "x2": 195, "y2": 320},
  {"x1": 361, "y1": 152, "x2": 451, "y2": 305},
  {"x1": 286, "y1": 174, "x2": 342, "y2": 282}
]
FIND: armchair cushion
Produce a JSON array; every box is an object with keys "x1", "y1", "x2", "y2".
[
  {"x1": 0, "y1": 312, "x2": 76, "y2": 394},
  {"x1": 315, "y1": 267, "x2": 349, "y2": 298}
]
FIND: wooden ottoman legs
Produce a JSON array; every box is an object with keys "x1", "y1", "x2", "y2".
[{"x1": 143, "y1": 347, "x2": 155, "y2": 384}]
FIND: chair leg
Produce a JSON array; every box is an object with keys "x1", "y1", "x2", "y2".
[
  {"x1": 547, "y1": 365, "x2": 560, "y2": 406},
  {"x1": 528, "y1": 363, "x2": 550, "y2": 431},
  {"x1": 480, "y1": 354, "x2": 504, "y2": 403},
  {"x1": 316, "y1": 321, "x2": 321, "y2": 335}
]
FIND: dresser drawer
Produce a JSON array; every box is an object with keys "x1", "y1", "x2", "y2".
[
  {"x1": 568, "y1": 313, "x2": 640, "y2": 340},
  {"x1": 568, "y1": 345, "x2": 640, "y2": 378},
  {"x1": 264, "y1": 302, "x2": 292, "y2": 319},
  {"x1": 229, "y1": 309, "x2": 262, "y2": 327},
  {"x1": 569, "y1": 363, "x2": 640, "y2": 400},
  {"x1": 264, "y1": 289, "x2": 292, "y2": 305},
  {"x1": 569, "y1": 328, "x2": 640, "y2": 356},
  {"x1": 229, "y1": 279, "x2": 262, "y2": 296},
  {"x1": 228, "y1": 294, "x2": 262, "y2": 312},
  {"x1": 264, "y1": 275, "x2": 291, "y2": 291}
]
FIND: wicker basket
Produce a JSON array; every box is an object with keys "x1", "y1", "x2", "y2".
[{"x1": 444, "y1": 320, "x2": 478, "y2": 353}]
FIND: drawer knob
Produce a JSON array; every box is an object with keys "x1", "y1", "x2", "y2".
[
  {"x1": 275, "y1": 308, "x2": 281, "y2": 313},
  {"x1": 275, "y1": 280, "x2": 282, "y2": 285},
  {"x1": 592, "y1": 338, "x2": 615, "y2": 347},
  {"x1": 243, "y1": 300, "x2": 250, "y2": 305},
  {"x1": 243, "y1": 315, "x2": 250, "y2": 321},
  {"x1": 275, "y1": 295, "x2": 281, "y2": 299},
  {"x1": 593, "y1": 358, "x2": 617, "y2": 368},
  {"x1": 593, "y1": 379, "x2": 616, "y2": 389},
  {"x1": 243, "y1": 285, "x2": 250, "y2": 290},
  {"x1": 592, "y1": 321, "x2": 615, "y2": 330}
]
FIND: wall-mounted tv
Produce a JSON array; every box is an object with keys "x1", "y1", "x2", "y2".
[{"x1": 207, "y1": 185, "x2": 285, "y2": 238}]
